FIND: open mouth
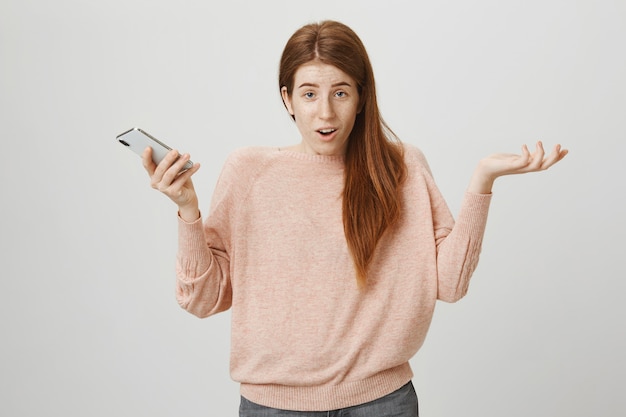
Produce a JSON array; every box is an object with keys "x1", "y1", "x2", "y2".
[{"x1": 318, "y1": 128, "x2": 337, "y2": 136}]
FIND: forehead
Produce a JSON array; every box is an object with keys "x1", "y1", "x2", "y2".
[{"x1": 294, "y1": 62, "x2": 356, "y2": 88}]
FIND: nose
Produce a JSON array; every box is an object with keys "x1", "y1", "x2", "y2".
[{"x1": 318, "y1": 96, "x2": 335, "y2": 119}]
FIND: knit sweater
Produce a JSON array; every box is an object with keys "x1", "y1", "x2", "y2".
[{"x1": 175, "y1": 144, "x2": 492, "y2": 411}]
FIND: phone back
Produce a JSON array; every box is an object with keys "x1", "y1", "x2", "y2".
[{"x1": 116, "y1": 127, "x2": 193, "y2": 170}]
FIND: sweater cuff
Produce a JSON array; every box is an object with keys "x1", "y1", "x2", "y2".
[
  {"x1": 455, "y1": 192, "x2": 492, "y2": 235},
  {"x1": 177, "y1": 214, "x2": 212, "y2": 278}
]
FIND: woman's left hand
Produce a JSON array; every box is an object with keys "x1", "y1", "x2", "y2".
[{"x1": 468, "y1": 141, "x2": 568, "y2": 194}]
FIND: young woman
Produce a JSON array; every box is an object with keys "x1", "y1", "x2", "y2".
[{"x1": 142, "y1": 20, "x2": 567, "y2": 417}]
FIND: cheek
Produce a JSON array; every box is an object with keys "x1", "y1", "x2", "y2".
[
  {"x1": 292, "y1": 103, "x2": 313, "y2": 120},
  {"x1": 342, "y1": 106, "x2": 359, "y2": 124},
  {"x1": 292, "y1": 108, "x2": 310, "y2": 131}
]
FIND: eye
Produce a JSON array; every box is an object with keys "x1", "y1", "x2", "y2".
[
  {"x1": 335, "y1": 91, "x2": 346, "y2": 98},
  {"x1": 304, "y1": 92, "x2": 315, "y2": 99}
]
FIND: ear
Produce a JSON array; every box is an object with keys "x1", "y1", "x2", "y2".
[{"x1": 281, "y1": 86, "x2": 294, "y2": 116}]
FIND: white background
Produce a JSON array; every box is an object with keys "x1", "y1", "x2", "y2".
[{"x1": 1, "y1": 0, "x2": 624, "y2": 416}]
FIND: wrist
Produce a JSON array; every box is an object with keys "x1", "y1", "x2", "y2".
[
  {"x1": 178, "y1": 202, "x2": 200, "y2": 223},
  {"x1": 468, "y1": 164, "x2": 496, "y2": 194}
]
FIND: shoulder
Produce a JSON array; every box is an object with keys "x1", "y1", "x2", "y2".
[
  {"x1": 223, "y1": 146, "x2": 278, "y2": 169},
  {"x1": 401, "y1": 142, "x2": 433, "y2": 176},
  {"x1": 212, "y1": 147, "x2": 279, "y2": 204},
  {"x1": 218, "y1": 146, "x2": 281, "y2": 180},
  {"x1": 214, "y1": 146, "x2": 286, "y2": 195}
]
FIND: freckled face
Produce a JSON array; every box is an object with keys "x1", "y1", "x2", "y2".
[{"x1": 281, "y1": 62, "x2": 360, "y2": 156}]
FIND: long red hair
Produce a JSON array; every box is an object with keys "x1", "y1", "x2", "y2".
[{"x1": 279, "y1": 20, "x2": 406, "y2": 287}]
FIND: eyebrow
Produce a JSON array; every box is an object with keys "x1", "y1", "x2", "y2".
[{"x1": 297, "y1": 81, "x2": 353, "y2": 89}]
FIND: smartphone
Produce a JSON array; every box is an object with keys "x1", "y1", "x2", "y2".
[{"x1": 116, "y1": 127, "x2": 193, "y2": 172}]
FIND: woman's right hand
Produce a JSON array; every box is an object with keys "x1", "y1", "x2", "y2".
[{"x1": 142, "y1": 147, "x2": 202, "y2": 222}]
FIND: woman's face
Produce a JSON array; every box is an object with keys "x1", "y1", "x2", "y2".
[{"x1": 281, "y1": 62, "x2": 360, "y2": 156}]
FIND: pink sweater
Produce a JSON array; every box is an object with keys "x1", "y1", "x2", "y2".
[{"x1": 175, "y1": 144, "x2": 492, "y2": 411}]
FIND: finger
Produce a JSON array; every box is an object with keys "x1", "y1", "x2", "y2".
[
  {"x1": 170, "y1": 161, "x2": 201, "y2": 188},
  {"x1": 153, "y1": 149, "x2": 182, "y2": 181},
  {"x1": 149, "y1": 149, "x2": 179, "y2": 190},
  {"x1": 159, "y1": 154, "x2": 200, "y2": 196},
  {"x1": 519, "y1": 144, "x2": 530, "y2": 163},
  {"x1": 548, "y1": 143, "x2": 562, "y2": 160},
  {"x1": 161, "y1": 152, "x2": 193, "y2": 185},
  {"x1": 161, "y1": 163, "x2": 200, "y2": 204},
  {"x1": 529, "y1": 141, "x2": 545, "y2": 170},
  {"x1": 517, "y1": 144, "x2": 532, "y2": 169},
  {"x1": 142, "y1": 147, "x2": 157, "y2": 176},
  {"x1": 541, "y1": 144, "x2": 568, "y2": 170}
]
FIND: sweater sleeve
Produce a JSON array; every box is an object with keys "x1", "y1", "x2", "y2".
[
  {"x1": 174, "y1": 153, "x2": 241, "y2": 318},
  {"x1": 175, "y1": 216, "x2": 232, "y2": 318},
  {"x1": 408, "y1": 144, "x2": 492, "y2": 302},
  {"x1": 434, "y1": 192, "x2": 492, "y2": 302}
]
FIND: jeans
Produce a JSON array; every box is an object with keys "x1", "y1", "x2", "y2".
[{"x1": 239, "y1": 381, "x2": 418, "y2": 417}]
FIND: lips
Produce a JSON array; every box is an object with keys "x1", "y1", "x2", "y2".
[{"x1": 317, "y1": 128, "x2": 337, "y2": 136}]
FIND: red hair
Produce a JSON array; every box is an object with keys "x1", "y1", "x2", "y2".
[{"x1": 279, "y1": 21, "x2": 406, "y2": 287}]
